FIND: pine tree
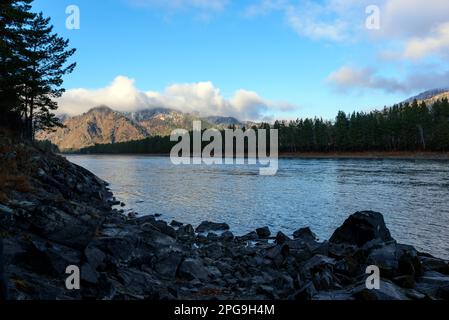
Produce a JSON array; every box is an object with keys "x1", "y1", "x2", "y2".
[
  {"x1": 335, "y1": 111, "x2": 349, "y2": 151},
  {"x1": 0, "y1": 0, "x2": 34, "y2": 118},
  {"x1": 1, "y1": 2, "x2": 76, "y2": 140},
  {"x1": 20, "y1": 12, "x2": 76, "y2": 140}
]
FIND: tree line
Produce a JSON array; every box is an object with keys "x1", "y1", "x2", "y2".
[
  {"x1": 0, "y1": 0, "x2": 75, "y2": 140},
  {"x1": 73, "y1": 98, "x2": 449, "y2": 155},
  {"x1": 273, "y1": 98, "x2": 449, "y2": 152}
]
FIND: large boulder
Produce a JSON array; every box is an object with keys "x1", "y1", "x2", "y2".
[
  {"x1": 367, "y1": 243, "x2": 422, "y2": 279},
  {"x1": 293, "y1": 227, "x2": 317, "y2": 242},
  {"x1": 275, "y1": 232, "x2": 291, "y2": 245},
  {"x1": 415, "y1": 271, "x2": 449, "y2": 299},
  {"x1": 420, "y1": 256, "x2": 449, "y2": 275},
  {"x1": 154, "y1": 252, "x2": 183, "y2": 279},
  {"x1": 330, "y1": 211, "x2": 394, "y2": 247},
  {"x1": 15, "y1": 204, "x2": 103, "y2": 250},
  {"x1": 256, "y1": 227, "x2": 271, "y2": 239},
  {"x1": 352, "y1": 280, "x2": 410, "y2": 300},
  {"x1": 151, "y1": 220, "x2": 177, "y2": 239},
  {"x1": 265, "y1": 244, "x2": 290, "y2": 267},
  {"x1": 195, "y1": 221, "x2": 230, "y2": 233},
  {"x1": 301, "y1": 255, "x2": 336, "y2": 277},
  {"x1": 178, "y1": 258, "x2": 209, "y2": 281},
  {"x1": 115, "y1": 268, "x2": 164, "y2": 298},
  {"x1": 237, "y1": 231, "x2": 258, "y2": 242},
  {"x1": 177, "y1": 224, "x2": 195, "y2": 238},
  {"x1": 294, "y1": 281, "x2": 318, "y2": 300},
  {"x1": 84, "y1": 244, "x2": 107, "y2": 271}
]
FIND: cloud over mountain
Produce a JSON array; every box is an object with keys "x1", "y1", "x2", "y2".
[{"x1": 58, "y1": 76, "x2": 297, "y2": 121}]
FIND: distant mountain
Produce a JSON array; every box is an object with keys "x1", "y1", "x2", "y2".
[
  {"x1": 36, "y1": 106, "x2": 150, "y2": 151},
  {"x1": 125, "y1": 108, "x2": 176, "y2": 122},
  {"x1": 204, "y1": 116, "x2": 242, "y2": 126},
  {"x1": 403, "y1": 88, "x2": 449, "y2": 104},
  {"x1": 126, "y1": 108, "x2": 205, "y2": 137},
  {"x1": 37, "y1": 106, "x2": 244, "y2": 151}
]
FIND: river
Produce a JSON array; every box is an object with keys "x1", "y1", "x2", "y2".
[{"x1": 67, "y1": 155, "x2": 449, "y2": 259}]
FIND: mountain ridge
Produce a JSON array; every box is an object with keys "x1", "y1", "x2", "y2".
[{"x1": 37, "y1": 106, "x2": 244, "y2": 151}]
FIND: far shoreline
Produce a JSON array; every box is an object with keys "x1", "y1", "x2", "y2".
[
  {"x1": 63, "y1": 151, "x2": 449, "y2": 160},
  {"x1": 279, "y1": 151, "x2": 449, "y2": 160}
]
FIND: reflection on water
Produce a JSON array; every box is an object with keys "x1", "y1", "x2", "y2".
[{"x1": 67, "y1": 155, "x2": 449, "y2": 259}]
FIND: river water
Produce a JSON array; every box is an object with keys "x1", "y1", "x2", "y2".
[{"x1": 67, "y1": 155, "x2": 449, "y2": 259}]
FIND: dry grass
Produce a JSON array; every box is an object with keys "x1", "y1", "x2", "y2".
[
  {"x1": 0, "y1": 144, "x2": 34, "y2": 203},
  {"x1": 0, "y1": 191, "x2": 8, "y2": 203},
  {"x1": 0, "y1": 171, "x2": 33, "y2": 193},
  {"x1": 11, "y1": 278, "x2": 33, "y2": 294}
]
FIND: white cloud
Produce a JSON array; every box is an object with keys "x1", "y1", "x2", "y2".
[
  {"x1": 327, "y1": 66, "x2": 372, "y2": 90},
  {"x1": 381, "y1": 0, "x2": 449, "y2": 38},
  {"x1": 244, "y1": 0, "x2": 368, "y2": 41},
  {"x1": 131, "y1": 0, "x2": 449, "y2": 60},
  {"x1": 327, "y1": 66, "x2": 404, "y2": 93},
  {"x1": 375, "y1": 0, "x2": 449, "y2": 61},
  {"x1": 243, "y1": 1, "x2": 449, "y2": 92},
  {"x1": 327, "y1": 65, "x2": 449, "y2": 93},
  {"x1": 58, "y1": 76, "x2": 298, "y2": 121},
  {"x1": 403, "y1": 22, "x2": 449, "y2": 60},
  {"x1": 285, "y1": 5, "x2": 348, "y2": 41},
  {"x1": 246, "y1": 0, "x2": 449, "y2": 59}
]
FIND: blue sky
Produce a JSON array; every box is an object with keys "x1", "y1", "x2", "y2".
[{"x1": 33, "y1": 0, "x2": 449, "y2": 121}]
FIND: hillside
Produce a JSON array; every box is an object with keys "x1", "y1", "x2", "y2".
[
  {"x1": 36, "y1": 106, "x2": 150, "y2": 151},
  {"x1": 403, "y1": 88, "x2": 449, "y2": 104},
  {"x1": 423, "y1": 91, "x2": 449, "y2": 106},
  {"x1": 37, "y1": 106, "x2": 244, "y2": 151}
]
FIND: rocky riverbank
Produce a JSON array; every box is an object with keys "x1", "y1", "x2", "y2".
[{"x1": 1, "y1": 137, "x2": 449, "y2": 300}]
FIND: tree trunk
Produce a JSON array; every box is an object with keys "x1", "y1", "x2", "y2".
[
  {"x1": 417, "y1": 124, "x2": 426, "y2": 150},
  {"x1": 28, "y1": 96, "x2": 34, "y2": 141}
]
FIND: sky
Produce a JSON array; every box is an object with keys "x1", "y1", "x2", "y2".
[{"x1": 32, "y1": 0, "x2": 449, "y2": 121}]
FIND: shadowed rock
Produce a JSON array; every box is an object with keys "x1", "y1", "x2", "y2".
[
  {"x1": 256, "y1": 227, "x2": 271, "y2": 239},
  {"x1": 195, "y1": 221, "x2": 230, "y2": 233},
  {"x1": 293, "y1": 227, "x2": 318, "y2": 241},
  {"x1": 0, "y1": 239, "x2": 7, "y2": 300},
  {"x1": 329, "y1": 211, "x2": 394, "y2": 247}
]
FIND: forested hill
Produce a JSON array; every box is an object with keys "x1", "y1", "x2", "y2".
[{"x1": 71, "y1": 97, "x2": 449, "y2": 154}]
